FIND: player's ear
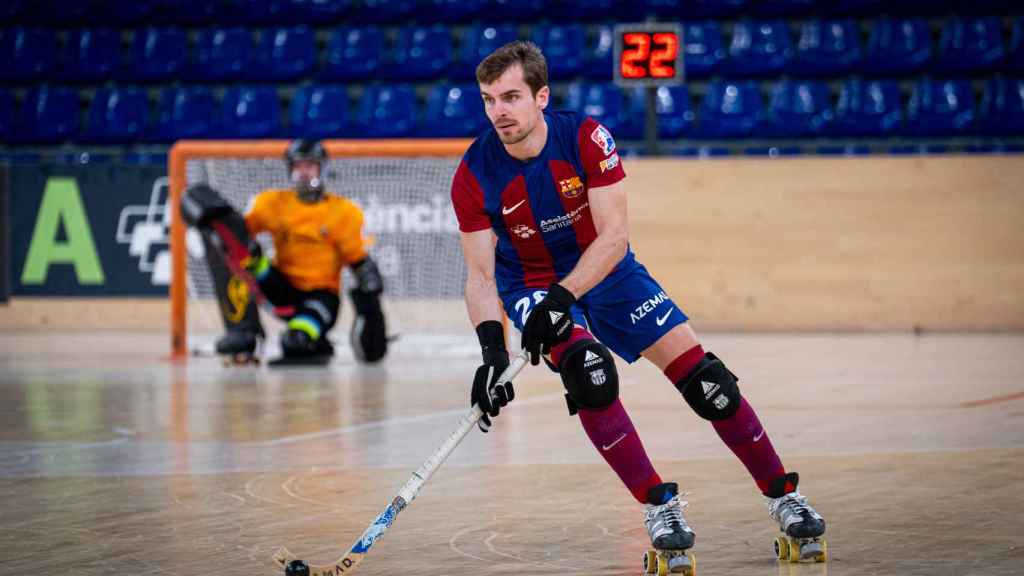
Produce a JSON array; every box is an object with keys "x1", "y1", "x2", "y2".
[{"x1": 536, "y1": 86, "x2": 550, "y2": 110}]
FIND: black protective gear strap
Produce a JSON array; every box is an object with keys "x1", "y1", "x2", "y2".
[
  {"x1": 475, "y1": 320, "x2": 507, "y2": 363},
  {"x1": 558, "y1": 339, "x2": 618, "y2": 413},
  {"x1": 675, "y1": 352, "x2": 741, "y2": 421}
]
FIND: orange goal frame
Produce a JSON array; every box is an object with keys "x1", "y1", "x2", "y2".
[{"x1": 168, "y1": 139, "x2": 472, "y2": 359}]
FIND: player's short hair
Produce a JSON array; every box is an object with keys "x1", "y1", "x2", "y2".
[{"x1": 476, "y1": 41, "x2": 548, "y2": 96}]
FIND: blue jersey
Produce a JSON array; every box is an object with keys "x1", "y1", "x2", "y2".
[{"x1": 451, "y1": 110, "x2": 636, "y2": 298}]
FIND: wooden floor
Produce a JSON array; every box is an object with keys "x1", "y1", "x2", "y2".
[{"x1": 1, "y1": 332, "x2": 1022, "y2": 576}]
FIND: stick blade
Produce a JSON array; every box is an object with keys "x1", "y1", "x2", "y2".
[{"x1": 271, "y1": 546, "x2": 365, "y2": 576}]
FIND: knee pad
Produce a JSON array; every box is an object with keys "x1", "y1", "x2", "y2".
[
  {"x1": 559, "y1": 340, "x2": 619, "y2": 414},
  {"x1": 675, "y1": 352, "x2": 741, "y2": 421}
]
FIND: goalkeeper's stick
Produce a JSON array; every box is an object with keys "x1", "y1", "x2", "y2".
[{"x1": 272, "y1": 350, "x2": 530, "y2": 576}]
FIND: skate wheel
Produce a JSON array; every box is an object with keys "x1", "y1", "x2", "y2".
[
  {"x1": 774, "y1": 535, "x2": 789, "y2": 561},
  {"x1": 643, "y1": 550, "x2": 658, "y2": 575},
  {"x1": 655, "y1": 553, "x2": 669, "y2": 576},
  {"x1": 815, "y1": 539, "x2": 828, "y2": 563},
  {"x1": 787, "y1": 539, "x2": 801, "y2": 564}
]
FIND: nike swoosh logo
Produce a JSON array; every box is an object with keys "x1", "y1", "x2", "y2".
[
  {"x1": 753, "y1": 429, "x2": 765, "y2": 442},
  {"x1": 655, "y1": 308, "x2": 675, "y2": 326},
  {"x1": 602, "y1": 433, "x2": 627, "y2": 451},
  {"x1": 502, "y1": 199, "x2": 526, "y2": 215}
]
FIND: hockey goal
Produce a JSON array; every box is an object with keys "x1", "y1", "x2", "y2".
[{"x1": 168, "y1": 139, "x2": 474, "y2": 360}]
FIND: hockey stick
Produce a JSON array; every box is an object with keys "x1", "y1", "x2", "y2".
[{"x1": 271, "y1": 350, "x2": 530, "y2": 576}]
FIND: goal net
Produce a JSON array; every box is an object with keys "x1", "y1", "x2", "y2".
[{"x1": 168, "y1": 140, "x2": 475, "y2": 360}]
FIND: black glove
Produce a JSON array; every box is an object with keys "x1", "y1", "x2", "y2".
[
  {"x1": 471, "y1": 320, "x2": 512, "y2": 433},
  {"x1": 521, "y1": 283, "x2": 576, "y2": 365}
]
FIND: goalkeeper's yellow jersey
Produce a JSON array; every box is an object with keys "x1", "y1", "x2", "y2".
[{"x1": 245, "y1": 189, "x2": 368, "y2": 293}]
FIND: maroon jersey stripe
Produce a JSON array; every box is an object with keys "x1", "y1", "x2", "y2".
[
  {"x1": 500, "y1": 175, "x2": 556, "y2": 288},
  {"x1": 548, "y1": 159, "x2": 598, "y2": 253}
]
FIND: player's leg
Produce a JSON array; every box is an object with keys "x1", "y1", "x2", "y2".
[
  {"x1": 639, "y1": 307, "x2": 826, "y2": 546},
  {"x1": 260, "y1": 270, "x2": 339, "y2": 359},
  {"x1": 506, "y1": 288, "x2": 692, "y2": 549}
]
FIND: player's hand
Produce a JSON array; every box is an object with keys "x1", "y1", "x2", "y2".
[
  {"x1": 471, "y1": 320, "x2": 511, "y2": 433},
  {"x1": 471, "y1": 348, "x2": 511, "y2": 433},
  {"x1": 521, "y1": 283, "x2": 576, "y2": 365}
]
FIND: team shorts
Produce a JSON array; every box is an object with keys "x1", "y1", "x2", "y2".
[{"x1": 501, "y1": 264, "x2": 688, "y2": 363}]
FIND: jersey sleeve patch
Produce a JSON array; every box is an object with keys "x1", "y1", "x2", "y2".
[{"x1": 590, "y1": 124, "x2": 616, "y2": 156}]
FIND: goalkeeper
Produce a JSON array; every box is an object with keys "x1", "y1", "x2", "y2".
[{"x1": 182, "y1": 139, "x2": 388, "y2": 364}]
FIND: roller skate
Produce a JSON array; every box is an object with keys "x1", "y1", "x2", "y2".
[
  {"x1": 269, "y1": 329, "x2": 333, "y2": 367},
  {"x1": 642, "y1": 482, "x2": 696, "y2": 576},
  {"x1": 766, "y1": 472, "x2": 827, "y2": 563},
  {"x1": 215, "y1": 330, "x2": 262, "y2": 365}
]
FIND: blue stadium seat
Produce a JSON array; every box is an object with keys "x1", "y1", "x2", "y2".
[
  {"x1": 253, "y1": 27, "x2": 315, "y2": 81},
  {"x1": 956, "y1": 0, "x2": 1016, "y2": 14},
  {"x1": 682, "y1": 21, "x2": 725, "y2": 78},
  {"x1": 886, "y1": 0, "x2": 951, "y2": 15},
  {"x1": 294, "y1": 0, "x2": 355, "y2": 24},
  {"x1": 151, "y1": 87, "x2": 217, "y2": 142},
  {"x1": 321, "y1": 27, "x2": 384, "y2": 81},
  {"x1": 548, "y1": 0, "x2": 616, "y2": 21},
  {"x1": 978, "y1": 77, "x2": 1024, "y2": 136},
  {"x1": 763, "y1": 79, "x2": 834, "y2": 137},
  {"x1": 61, "y1": 29, "x2": 120, "y2": 83},
  {"x1": 792, "y1": 20, "x2": 861, "y2": 76},
  {"x1": 681, "y1": 0, "x2": 746, "y2": 18},
  {"x1": 1009, "y1": 19, "x2": 1024, "y2": 73},
  {"x1": 238, "y1": 0, "x2": 289, "y2": 25},
  {"x1": 480, "y1": 0, "x2": 544, "y2": 21},
  {"x1": 124, "y1": 27, "x2": 186, "y2": 83},
  {"x1": 415, "y1": 0, "x2": 481, "y2": 23},
  {"x1": 532, "y1": 25, "x2": 585, "y2": 79},
  {"x1": 384, "y1": 26, "x2": 452, "y2": 81},
  {"x1": 26, "y1": 0, "x2": 91, "y2": 26},
  {"x1": 355, "y1": 84, "x2": 417, "y2": 138},
  {"x1": 861, "y1": 18, "x2": 931, "y2": 75},
  {"x1": 623, "y1": 85, "x2": 694, "y2": 139},
  {"x1": 17, "y1": 86, "x2": 79, "y2": 144},
  {"x1": 455, "y1": 25, "x2": 518, "y2": 80},
  {"x1": 723, "y1": 20, "x2": 793, "y2": 77},
  {"x1": 0, "y1": 91, "x2": 11, "y2": 143},
  {"x1": 935, "y1": 17, "x2": 1004, "y2": 75},
  {"x1": 421, "y1": 84, "x2": 487, "y2": 137},
  {"x1": 565, "y1": 83, "x2": 627, "y2": 137},
  {"x1": 639, "y1": 0, "x2": 684, "y2": 18},
  {"x1": 0, "y1": 28, "x2": 56, "y2": 83},
  {"x1": 289, "y1": 85, "x2": 350, "y2": 139},
  {"x1": 95, "y1": 0, "x2": 155, "y2": 26},
  {"x1": 85, "y1": 87, "x2": 149, "y2": 144},
  {"x1": 749, "y1": 0, "x2": 818, "y2": 16},
  {"x1": 0, "y1": 0, "x2": 27, "y2": 22},
  {"x1": 832, "y1": 78, "x2": 902, "y2": 136},
  {"x1": 356, "y1": 0, "x2": 415, "y2": 24},
  {"x1": 220, "y1": 86, "x2": 281, "y2": 138},
  {"x1": 189, "y1": 28, "x2": 252, "y2": 82},
  {"x1": 583, "y1": 26, "x2": 614, "y2": 80},
  {"x1": 820, "y1": 0, "x2": 881, "y2": 15},
  {"x1": 151, "y1": 0, "x2": 223, "y2": 25},
  {"x1": 696, "y1": 80, "x2": 763, "y2": 138},
  {"x1": 905, "y1": 78, "x2": 975, "y2": 136}
]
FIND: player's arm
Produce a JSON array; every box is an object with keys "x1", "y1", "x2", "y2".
[
  {"x1": 461, "y1": 228, "x2": 513, "y2": 432},
  {"x1": 556, "y1": 180, "x2": 628, "y2": 299},
  {"x1": 461, "y1": 228, "x2": 504, "y2": 327}
]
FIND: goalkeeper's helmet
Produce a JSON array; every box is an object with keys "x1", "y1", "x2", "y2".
[{"x1": 285, "y1": 139, "x2": 327, "y2": 203}]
